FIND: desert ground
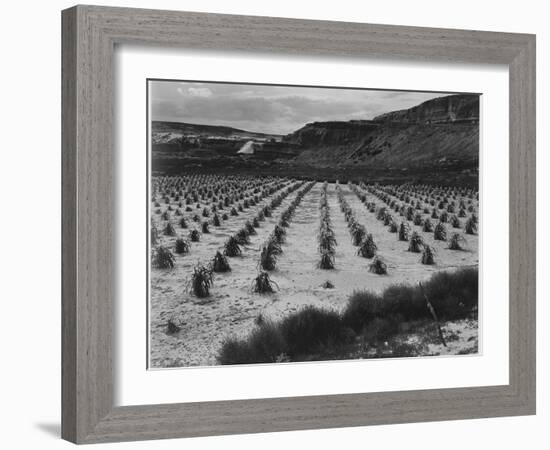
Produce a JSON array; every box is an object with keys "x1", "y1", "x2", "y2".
[{"x1": 149, "y1": 177, "x2": 479, "y2": 368}]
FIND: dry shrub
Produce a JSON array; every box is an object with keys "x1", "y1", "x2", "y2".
[
  {"x1": 218, "y1": 306, "x2": 354, "y2": 364},
  {"x1": 343, "y1": 267, "x2": 478, "y2": 329},
  {"x1": 280, "y1": 306, "x2": 350, "y2": 357},
  {"x1": 341, "y1": 291, "x2": 384, "y2": 333},
  {"x1": 217, "y1": 321, "x2": 285, "y2": 365}
]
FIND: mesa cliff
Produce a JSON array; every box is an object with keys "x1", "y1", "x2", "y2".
[{"x1": 281, "y1": 94, "x2": 479, "y2": 170}]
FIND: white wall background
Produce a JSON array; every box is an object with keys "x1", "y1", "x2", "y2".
[{"x1": 0, "y1": 0, "x2": 546, "y2": 448}]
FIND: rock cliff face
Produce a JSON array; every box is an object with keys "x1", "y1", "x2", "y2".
[
  {"x1": 281, "y1": 94, "x2": 479, "y2": 170},
  {"x1": 373, "y1": 94, "x2": 479, "y2": 124},
  {"x1": 282, "y1": 121, "x2": 381, "y2": 147}
]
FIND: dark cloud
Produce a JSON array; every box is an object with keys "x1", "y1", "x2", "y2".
[{"x1": 150, "y1": 81, "x2": 452, "y2": 135}]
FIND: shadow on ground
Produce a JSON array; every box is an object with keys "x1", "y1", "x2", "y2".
[{"x1": 35, "y1": 422, "x2": 60, "y2": 438}]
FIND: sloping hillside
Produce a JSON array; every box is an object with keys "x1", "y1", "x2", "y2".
[
  {"x1": 282, "y1": 94, "x2": 479, "y2": 170},
  {"x1": 287, "y1": 121, "x2": 477, "y2": 169}
]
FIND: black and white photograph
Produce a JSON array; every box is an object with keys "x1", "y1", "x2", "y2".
[{"x1": 148, "y1": 80, "x2": 480, "y2": 368}]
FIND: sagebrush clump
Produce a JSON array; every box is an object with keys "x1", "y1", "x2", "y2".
[{"x1": 217, "y1": 267, "x2": 479, "y2": 364}]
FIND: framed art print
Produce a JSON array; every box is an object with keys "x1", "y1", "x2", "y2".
[
  {"x1": 146, "y1": 80, "x2": 482, "y2": 369},
  {"x1": 62, "y1": 5, "x2": 536, "y2": 443}
]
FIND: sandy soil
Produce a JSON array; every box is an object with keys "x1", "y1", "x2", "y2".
[
  {"x1": 360, "y1": 318, "x2": 479, "y2": 359},
  {"x1": 150, "y1": 182, "x2": 479, "y2": 368}
]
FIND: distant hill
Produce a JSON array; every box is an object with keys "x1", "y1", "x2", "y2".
[{"x1": 152, "y1": 121, "x2": 281, "y2": 144}]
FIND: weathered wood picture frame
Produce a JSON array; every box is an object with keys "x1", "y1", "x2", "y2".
[{"x1": 61, "y1": 5, "x2": 536, "y2": 444}]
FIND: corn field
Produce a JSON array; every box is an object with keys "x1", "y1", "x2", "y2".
[{"x1": 149, "y1": 174, "x2": 479, "y2": 367}]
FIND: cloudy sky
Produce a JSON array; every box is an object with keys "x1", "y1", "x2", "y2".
[{"x1": 150, "y1": 80, "x2": 449, "y2": 135}]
